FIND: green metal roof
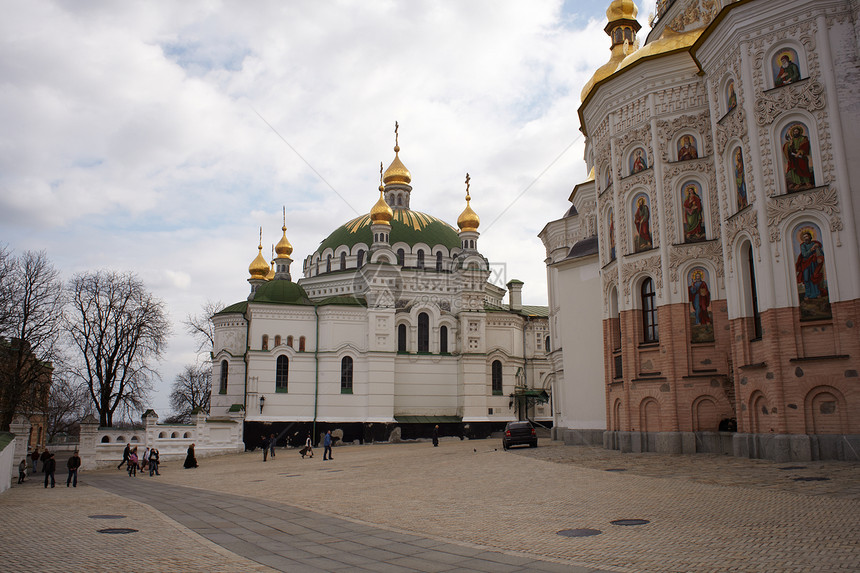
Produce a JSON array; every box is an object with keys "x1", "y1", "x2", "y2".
[
  {"x1": 484, "y1": 302, "x2": 550, "y2": 317},
  {"x1": 316, "y1": 209, "x2": 460, "y2": 255},
  {"x1": 216, "y1": 301, "x2": 248, "y2": 315},
  {"x1": 394, "y1": 415, "x2": 463, "y2": 424},
  {"x1": 253, "y1": 280, "x2": 312, "y2": 305}
]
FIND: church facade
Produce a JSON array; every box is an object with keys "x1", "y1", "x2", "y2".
[
  {"x1": 210, "y1": 133, "x2": 551, "y2": 447},
  {"x1": 542, "y1": 0, "x2": 860, "y2": 461}
]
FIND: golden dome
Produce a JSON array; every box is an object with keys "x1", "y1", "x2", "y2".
[
  {"x1": 275, "y1": 226, "x2": 293, "y2": 259},
  {"x1": 383, "y1": 121, "x2": 411, "y2": 186},
  {"x1": 457, "y1": 173, "x2": 480, "y2": 233},
  {"x1": 248, "y1": 229, "x2": 270, "y2": 280},
  {"x1": 580, "y1": 47, "x2": 627, "y2": 101},
  {"x1": 606, "y1": 0, "x2": 637, "y2": 21},
  {"x1": 586, "y1": 166, "x2": 596, "y2": 181},
  {"x1": 266, "y1": 261, "x2": 275, "y2": 281},
  {"x1": 616, "y1": 27, "x2": 703, "y2": 73},
  {"x1": 370, "y1": 184, "x2": 393, "y2": 225}
]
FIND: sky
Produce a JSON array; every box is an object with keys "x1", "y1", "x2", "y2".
[{"x1": 1, "y1": 0, "x2": 657, "y2": 416}]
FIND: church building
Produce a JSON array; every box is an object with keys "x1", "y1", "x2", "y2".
[
  {"x1": 542, "y1": 0, "x2": 860, "y2": 461},
  {"x1": 211, "y1": 128, "x2": 551, "y2": 446}
]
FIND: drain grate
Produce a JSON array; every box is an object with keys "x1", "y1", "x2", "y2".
[
  {"x1": 604, "y1": 468, "x2": 627, "y2": 472},
  {"x1": 793, "y1": 477, "x2": 830, "y2": 482},
  {"x1": 557, "y1": 528, "x2": 602, "y2": 537},
  {"x1": 611, "y1": 519, "x2": 650, "y2": 526},
  {"x1": 97, "y1": 528, "x2": 138, "y2": 534},
  {"x1": 89, "y1": 515, "x2": 126, "y2": 519},
  {"x1": 779, "y1": 466, "x2": 808, "y2": 471}
]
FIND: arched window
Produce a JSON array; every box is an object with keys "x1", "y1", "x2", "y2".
[
  {"x1": 398, "y1": 324, "x2": 407, "y2": 352},
  {"x1": 341, "y1": 356, "x2": 353, "y2": 394},
  {"x1": 219, "y1": 360, "x2": 228, "y2": 394},
  {"x1": 440, "y1": 325, "x2": 448, "y2": 354},
  {"x1": 287, "y1": 335, "x2": 293, "y2": 348},
  {"x1": 299, "y1": 336, "x2": 306, "y2": 352},
  {"x1": 397, "y1": 196, "x2": 403, "y2": 206},
  {"x1": 315, "y1": 260, "x2": 319, "y2": 275},
  {"x1": 491, "y1": 360, "x2": 503, "y2": 395},
  {"x1": 417, "y1": 312, "x2": 429, "y2": 352},
  {"x1": 340, "y1": 252, "x2": 346, "y2": 270},
  {"x1": 641, "y1": 278, "x2": 658, "y2": 343},
  {"x1": 397, "y1": 249, "x2": 405, "y2": 266},
  {"x1": 357, "y1": 250, "x2": 364, "y2": 268},
  {"x1": 276, "y1": 355, "x2": 289, "y2": 392},
  {"x1": 417, "y1": 250, "x2": 424, "y2": 269},
  {"x1": 545, "y1": 336, "x2": 550, "y2": 352},
  {"x1": 746, "y1": 245, "x2": 763, "y2": 339},
  {"x1": 326, "y1": 255, "x2": 331, "y2": 273},
  {"x1": 262, "y1": 335, "x2": 269, "y2": 351},
  {"x1": 436, "y1": 252, "x2": 443, "y2": 271},
  {"x1": 274, "y1": 335, "x2": 281, "y2": 347}
]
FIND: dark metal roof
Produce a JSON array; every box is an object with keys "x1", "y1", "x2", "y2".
[{"x1": 565, "y1": 235, "x2": 599, "y2": 260}]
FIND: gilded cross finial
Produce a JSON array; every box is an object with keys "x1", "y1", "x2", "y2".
[
  {"x1": 258, "y1": 227, "x2": 262, "y2": 248},
  {"x1": 465, "y1": 173, "x2": 471, "y2": 201},
  {"x1": 380, "y1": 161, "x2": 384, "y2": 185},
  {"x1": 394, "y1": 121, "x2": 400, "y2": 152},
  {"x1": 282, "y1": 206, "x2": 286, "y2": 230}
]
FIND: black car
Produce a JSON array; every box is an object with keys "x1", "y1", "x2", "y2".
[{"x1": 502, "y1": 421, "x2": 538, "y2": 450}]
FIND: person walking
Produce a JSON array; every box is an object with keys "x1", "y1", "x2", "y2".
[
  {"x1": 30, "y1": 447, "x2": 39, "y2": 473},
  {"x1": 432, "y1": 425, "x2": 440, "y2": 447},
  {"x1": 269, "y1": 433, "x2": 277, "y2": 459},
  {"x1": 18, "y1": 459, "x2": 27, "y2": 484},
  {"x1": 40, "y1": 448, "x2": 51, "y2": 473},
  {"x1": 301, "y1": 434, "x2": 314, "y2": 459},
  {"x1": 183, "y1": 444, "x2": 198, "y2": 469},
  {"x1": 117, "y1": 443, "x2": 131, "y2": 470},
  {"x1": 140, "y1": 446, "x2": 150, "y2": 473},
  {"x1": 261, "y1": 435, "x2": 269, "y2": 462},
  {"x1": 67, "y1": 450, "x2": 81, "y2": 487},
  {"x1": 323, "y1": 430, "x2": 333, "y2": 461},
  {"x1": 149, "y1": 447, "x2": 160, "y2": 476},
  {"x1": 43, "y1": 453, "x2": 56, "y2": 488},
  {"x1": 127, "y1": 448, "x2": 138, "y2": 477}
]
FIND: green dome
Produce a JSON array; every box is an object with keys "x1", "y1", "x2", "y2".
[
  {"x1": 253, "y1": 280, "x2": 311, "y2": 305},
  {"x1": 316, "y1": 209, "x2": 460, "y2": 255}
]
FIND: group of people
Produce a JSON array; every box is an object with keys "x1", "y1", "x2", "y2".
[
  {"x1": 117, "y1": 443, "x2": 161, "y2": 476},
  {"x1": 261, "y1": 431, "x2": 334, "y2": 461},
  {"x1": 19, "y1": 446, "x2": 82, "y2": 489}
]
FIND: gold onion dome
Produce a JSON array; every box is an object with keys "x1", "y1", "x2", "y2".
[
  {"x1": 457, "y1": 173, "x2": 480, "y2": 233},
  {"x1": 371, "y1": 188, "x2": 394, "y2": 226},
  {"x1": 606, "y1": 0, "x2": 637, "y2": 21},
  {"x1": 580, "y1": 0, "x2": 641, "y2": 102},
  {"x1": 275, "y1": 226, "x2": 293, "y2": 259},
  {"x1": 248, "y1": 230, "x2": 270, "y2": 280},
  {"x1": 382, "y1": 121, "x2": 412, "y2": 186}
]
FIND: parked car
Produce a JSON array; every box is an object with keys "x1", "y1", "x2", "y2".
[{"x1": 502, "y1": 421, "x2": 538, "y2": 450}]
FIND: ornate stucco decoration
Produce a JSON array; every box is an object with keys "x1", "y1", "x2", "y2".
[
  {"x1": 715, "y1": 106, "x2": 746, "y2": 154},
  {"x1": 621, "y1": 254, "x2": 662, "y2": 304},
  {"x1": 753, "y1": 80, "x2": 826, "y2": 126},
  {"x1": 724, "y1": 208, "x2": 760, "y2": 273},
  {"x1": 668, "y1": 240, "x2": 724, "y2": 293},
  {"x1": 613, "y1": 123, "x2": 652, "y2": 180},
  {"x1": 656, "y1": 112, "x2": 711, "y2": 162},
  {"x1": 767, "y1": 186, "x2": 843, "y2": 258},
  {"x1": 601, "y1": 264, "x2": 619, "y2": 315},
  {"x1": 667, "y1": 0, "x2": 721, "y2": 34}
]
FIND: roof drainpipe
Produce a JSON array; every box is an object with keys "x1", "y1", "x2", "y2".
[
  {"x1": 243, "y1": 309, "x2": 251, "y2": 415},
  {"x1": 313, "y1": 304, "x2": 320, "y2": 444}
]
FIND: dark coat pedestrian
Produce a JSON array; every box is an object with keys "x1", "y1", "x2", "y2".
[
  {"x1": 18, "y1": 459, "x2": 27, "y2": 483},
  {"x1": 269, "y1": 433, "x2": 276, "y2": 459},
  {"x1": 117, "y1": 443, "x2": 131, "y2": 469},
  {"x1": 44, "y1": 454, "x2": 56, "y2": 488},
  {"x1": 183, "y1": 444, "x2": 198, "y2": 469},
  {"x1": 149, "y1": 448, "x2": 160, "y2": 476},
  {"x1": 40, "y1": 449, "x2": 51, "y2": 473},
  {"x1": 323, "y1": 430, "x2": 333, "y2": 461},
  {"x1": 30, "y1": 448, "x2": 39, "y2": 473},
  {"x1": 432, "y1": 425, "x2": 440, "y2": 447},
  {"x1": 261, "y1": 435, "x2": 269, "y2": 462},
  {"x1": 67, "y1": 450, "x2": 81, "y2": 487}
]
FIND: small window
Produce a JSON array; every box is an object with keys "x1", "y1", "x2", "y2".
[
  {"x1": 158, "y1": 432, "x2": 165, "y2": 438},
  {"x1": 398, "y1": 324, "x2": 407, "y2": 352},
  {"x1": 491, "y1": 360, "x2": 503, "y2": 395},
  {"x1": 287, "y1": 335, "x2": 293, "y2": 348},
  {"x1": 357, "y1": 250, "x2": 365, "y2": 268},
  {"x1": 326, "y1": 255, "x2": 331, "y2": 273},
  {"x1": 397, "y1": 249, "x2": 405, "y2": 266},
  {"x1": 417, "y1": 250, "x2": 424, "y2": 269},
  {"x1": 340, "y1": 252, "x2": 346, "y2": 270},
  {"x1": 299, "y1": 336, "x2": 306, "y2": 352},
  {"x1": 276, "y1": 355, "x2": 289, "y2": 392},
  {"x1": 101, "y1": 436, "x2": 110, "y2": 443},
  {"x1": 219, "y1": 360, "x2": 228, "y2": 394},
  {"x1": 436, "y1": 252, "x2": 443, "y2": 271},
  {"x1": 440, "y1": 325, "x2": 448, "y2": 354},
  {"x1": 274, "y1": 335, "x2": 281, "y2": 347},
  {"x1": 262, "y1": 335, "x2": 269, "y2": 351},
  {"x1": 641, "y1": 278, "x2": 658, "y2": 343},
  {"x1": 418, "y1": 312, "x2": 429, "y2": 352},
  {"x1": 341, "y1": 356, "x2": 353, "y2": 394},
  {"x1": 545, "y1": 336, "x2": 550, "y2": 351},
  {"x1": 183, "y1": 432, "x2": 191, "y2": 439}
]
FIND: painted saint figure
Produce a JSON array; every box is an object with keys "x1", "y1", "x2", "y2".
[
  {"x1": 734, "y1": 148, "x2": 748, "y2": 210},
  {"x1": 633, "y1": 195, "x2": 652, "y2": 251},
  {"x1": 688, "y1": 270, "x2": 711, "y2": 326},
  {"x1": 775, "y1": 53, "x2": 801, "y2": 87},
  {"x1": 677, "y1": 136, "x2": 698, "y2": 161},
  {"x1": 631, "y1": 149, "x2": 647, "y2": 174},
  {"x1": 782, "y1": 124, "x2": 814, "y2": 192},
  {"x1": 682, "y1": 183, "x2": 706, "y2": 242},
  {"x1": 795, "y1": 230, "x2": 827, "y2": 300},
  {"x1": 608, "y1": 209, "x2": 616, "y2": 260},
  {"x1": 727, "y1": 82, "x2": 737, "y2": 112}
]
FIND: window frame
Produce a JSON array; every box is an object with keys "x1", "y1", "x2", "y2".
[
  {"x1": 641, "y1": 278, "x2": 659, "y2": 343},
  {"x1": 340, "y1": 356, "x2": 354, "y2": 394},
  {"x1": 275, "y1": 355, "x2": 289, "y2": 393}
]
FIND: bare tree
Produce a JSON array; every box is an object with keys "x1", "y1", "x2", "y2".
[
  {"x1": 0, "y1": 250, "x2": 65, "y2": 431},
  {"x1": 183, "y1": 299, "x2": 223, "y2": 356},
  {"x1": 65, "y1": 270, "x2": 170, "y2": 427},
  {"x1": 45, "y1": 370, "x2": 89, "y2": 442},
  {"x1": 168, "y1": 363, "x2": 211, "y2": 423}
]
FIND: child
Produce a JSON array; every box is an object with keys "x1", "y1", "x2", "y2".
[{"x1": 18, "y1": 459, "x2": 27, "y2": 483}]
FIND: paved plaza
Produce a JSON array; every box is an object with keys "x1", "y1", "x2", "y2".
[{"x1": 2, "y1": 438, "x2": 859, "y2": 572}]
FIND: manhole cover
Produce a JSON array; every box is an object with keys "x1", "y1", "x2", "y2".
[
  {"x1": 779, "y1": 466, "x2": 807, "y2": 470},
  {"x1": 97, "y1": 528, "x2": 138, "y2": 534},
  {"x1": 557, "y1": 528, "x2": 602, "y2": 537},
  {"x1": 611, "y1": 519, "x2": 650, "y2": 526},
  {"x1": 89, "y1": 515, "x2": 126, "y2": 519},
  {"x1": 793, "y1": 477, "x2": 830, "y2": 482},
  {"x1": 604, "y1": 468, "x2": 627, "y2": 472}
]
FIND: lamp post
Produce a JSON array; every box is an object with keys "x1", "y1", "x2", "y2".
[{"x1": 259, "y1": 395, "x2": 265, "y2": 414}]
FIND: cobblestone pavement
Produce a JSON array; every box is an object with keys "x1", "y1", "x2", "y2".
[{"x1": 3, "y1": 439, "x2": 859, "y2": 572}]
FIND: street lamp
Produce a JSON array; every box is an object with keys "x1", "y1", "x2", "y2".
[{"x1": 259, "y1": 395, "x2": 265, "y2": 414}]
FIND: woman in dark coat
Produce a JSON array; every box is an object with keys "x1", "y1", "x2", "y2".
[{"x1": 183, "y1": 443, "x2": 198, "y2": 469}]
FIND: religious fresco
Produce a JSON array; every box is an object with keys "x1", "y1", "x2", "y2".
[
  {"x1": 687, "y1": 267, "x2": 714, "y2": 343},
  {"x1": 792, "y1": 222, "x2": 831, "y2": 320},
  {"x1": 677, "y1": 135, "x2": 698, "y2": 161},
  {"x1": 726, "y1": 80, "x2": 737, "y2": 112},
  {"x1": 773, "y1": 48, "x2": 802, "y2": 87},
  {"x1": 632, "y1": 193, "x2": 652, "y2": 252},
  {"x1": 605, "y1": 166, "x2": 613, "y2": 190},
  {"x1": 781, "y1": 121, "x2": 815, "y2": 192},
  {"x1": 733, "y1": 147, "x2": 748, "y2": 211},
  {"x1": 681, "y1": 181, "x2": 706, "y2": 243},
  {"x1": 608, "y1": 208, "x2": 616, "y2": 260},
  {"x1": 630, "y1": 148, "x2": 648, "y2": 174}
]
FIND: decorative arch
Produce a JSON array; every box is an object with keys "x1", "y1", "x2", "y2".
[
  {"x1": 723, "y1": 76, "x2": 738, "y2": 115},
  {"x1": 612, "y1": 399, "x2": 623, "y2": 432},
  {"x1": 101, "y1": 436, "x2": 110, "y2": 443},
  {"x1": 639, "y1": 398, "x2": 660, "y2": 433},
  {"x1": 749, "y1": 391, "x2": 770, "y2": 434},
  {"x1": 628, "y1": 146, "x2": 649, "y2": 175},
  {"x1": 675, "y1": 133, "x2": 700, "y2": 162},
  {"x1": 491, "y1": 359, "x2": 503, "y2": 395},
  {"x1": 769, "y1": 45, "x2": 806, "y2": 88},
  {"x1": 804, "y1": 386, "x2": 848, "y2": 434},
  {"x1": 692, "y1": 396, "x2": 721, "y2": 431},
  {"x1": 340, "y1": 356, "x2": 354, "y2": 394}
]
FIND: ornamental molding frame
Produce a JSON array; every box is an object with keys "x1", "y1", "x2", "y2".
[
  {"x1": 715, "y1": 106, "x2": 747, "y2": 154},
  {"x1": 766, "y1": 186, "x2": 843, "y2": 259},
  {"x1": 601, "y1": 264, "x2": 619, "y2": 315},
  {"x1": 621, "y1": 253, "x2": 663, "y2": 304},
  {"x1": 667, "y1": 0, "x2": 720, "y2": 34},
  {"x1": 618, "y1": 170, "x2": 657, "y2": 257},
  {"x1": 724, "y1": 208, "x2": 760, "y2": 273},
  {"x1": 668, "y1": 240, "x2": 724, "y2": 293},
  {"x1": 753, "y1": 79, "x2": 826, "y2": 126},
  {"x1": 662, "y1": 159, "x2": 719, "y2": 247},
  {"x1": 653, "y1": 81, "x2": 709, "y2": 116},
  {"x1": 656, "y1": 111, "x2": 711, "y2": 162},
  {"x1": 614, "y1": 124, "x2": 653, "y2": 179}
]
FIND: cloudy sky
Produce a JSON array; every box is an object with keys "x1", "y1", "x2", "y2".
[{"x1": 1, "y1": 0, "x2": 656, "y2": 415}]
